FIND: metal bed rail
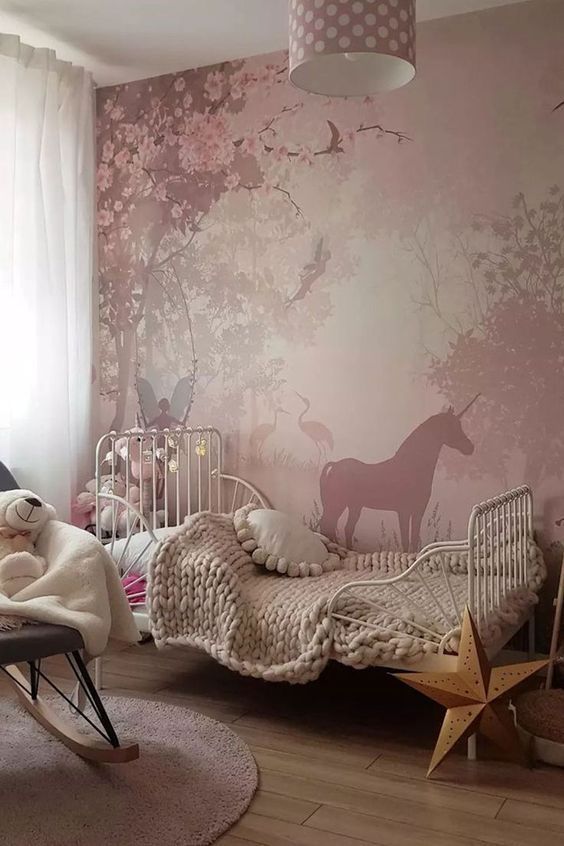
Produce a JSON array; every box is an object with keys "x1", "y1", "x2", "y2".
[
  {"x1": 467, "y1": 485, "x2": 532, "y2": 628},
  {"x1": 328, "y1": 486, "x2": 534, "y2": 655}
]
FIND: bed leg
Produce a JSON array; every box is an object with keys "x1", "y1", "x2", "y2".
[
  {"x1": 94, "y1": 656, "x2": 104, "y2": 690},
  {"x1": 467, "y1": 734, "x2": 477, "y2": 761},
  {"x1": 527, "y1": 613, "x2": 536, "y2": 659}
]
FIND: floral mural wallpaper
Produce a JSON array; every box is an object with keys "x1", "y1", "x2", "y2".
[{"x1": 95, "y1": 0, "x2": 564, "y2": 605}]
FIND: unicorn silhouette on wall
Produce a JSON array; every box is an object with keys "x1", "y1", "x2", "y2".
[{"x1": 319, "y1": 395, "x2": 480, "y2": 551}]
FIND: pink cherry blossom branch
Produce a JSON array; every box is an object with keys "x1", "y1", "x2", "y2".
[
  {"x1": 258, "y1": 104, "x2": 303, "y2": 137},
  {"x1": 271, "y1": 185, "x2": 303, "y2": 217},
  {"x1": 240, "y1": 118, "x2": 411, "y2": 162},
  {"x1": 356, "y1": 122, "x2": 412, "y2": 144},
  {"x1": 240, "y1": 182, "x2": 304, "y2": 218},
  {"x1": 151, "y1": 213, "x2": 208, "y2": 270}
]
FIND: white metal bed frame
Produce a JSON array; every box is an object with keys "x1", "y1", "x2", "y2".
[
  {"x1": 94, "y1": 427, "x2": 538, "y2": 687},
  {"x1": 95, "y1": 426, "x2": 270, "y2": 634},
  {"x1": 328, "y1": 485, "x2": 537, "y2": 673}
]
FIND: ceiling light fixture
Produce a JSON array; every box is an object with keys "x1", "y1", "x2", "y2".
[{"x1": 289, "y1": 0, "x2": 416, "y2": 97}]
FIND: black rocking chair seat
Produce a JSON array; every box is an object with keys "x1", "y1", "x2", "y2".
[{"x1": 0, "y1": 623, "x2": 84, "y2": 666}]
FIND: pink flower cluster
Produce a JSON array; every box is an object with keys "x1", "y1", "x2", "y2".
[
  {"x1": 204, "y1": 71, "x2": 224, "y2": 102},
  {"x1": 178, "y1": 111, "x2": 234, "y2": 174},
  {"x1": 97, "y1": 163, "x2": 113, "y2": 191},
  {"x1": 228, "y1": 63, "x2": 278, "y2": 101}
]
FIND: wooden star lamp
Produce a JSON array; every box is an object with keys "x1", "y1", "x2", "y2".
[{"x1": 394, "y1": 607, "x2": 547, "y2": 776}]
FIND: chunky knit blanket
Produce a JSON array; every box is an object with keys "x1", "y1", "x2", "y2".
[{"x1": 149, "y1": 511, "x2": 546, "y2": 684}]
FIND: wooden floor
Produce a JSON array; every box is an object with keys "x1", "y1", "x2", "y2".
[{"x1": 2, "y1": 640, "x2": 564, "y2": 845}]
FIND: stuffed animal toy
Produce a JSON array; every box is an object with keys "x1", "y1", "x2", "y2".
[
  {"x1": 117, "y1": 435, "x2": 162, "y2": 513},
  {"x1": 0, "y1": 490, "x2": 55, "y2": 598},
  {"x1": 74, "y1": 431, "x2": 167, "y2": 539},
  {"x1": 75, "y1": 472, "x2": 165, "y2": 538},
  {"x1": 74, "y1": 476, "x2": 109, "y2": 529},
  {"x1": 99, "y1": 484, "x2": 141, "y2": 535}
]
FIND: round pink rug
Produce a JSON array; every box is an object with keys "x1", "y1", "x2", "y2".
[{"x1": 0, "y1": 695, "x2": 257, "y2": 845}]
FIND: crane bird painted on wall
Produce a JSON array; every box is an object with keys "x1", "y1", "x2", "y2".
[
  {"x1": 319, "y1": 395, "x2": 480, "y2": 551},
  {"x1": 249, "y1": 407, "x2": 289, "y2": 459},
  {"x1": 136, "y1": 376, "x2": 193, "y2": 430},
  {"x1": 295, "y1": 392, "x2": 334, "y2": 463}
]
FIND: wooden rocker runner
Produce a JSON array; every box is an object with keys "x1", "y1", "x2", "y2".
[{"x1": 0, "y1": 623, "x2": 139, "y2": 763}]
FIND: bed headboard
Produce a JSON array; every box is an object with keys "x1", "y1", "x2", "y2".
[{"x1": 94, "y1": 426, "x2": 268, "y2": 542}]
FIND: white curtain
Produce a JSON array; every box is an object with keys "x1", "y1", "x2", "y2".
[{"x1": 0, "y1": 35, "x2": 95, "y2": 520}]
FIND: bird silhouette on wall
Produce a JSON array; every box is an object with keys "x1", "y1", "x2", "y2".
[
  {"x1": 285, "y1": 238, "x2": 331, "y2": 308},
  {"x1": 325, "y1": 120, "x2": 344, "y2": 154},
  {"x1": 295, "y1": 391, "x2": 334, "y2": 463},
  {"x1": 136, "y1": 375, "x2": 193, "y2": 430},
  {"x1": 249, "y1": 407, "x2": 289, "y2": 459}
]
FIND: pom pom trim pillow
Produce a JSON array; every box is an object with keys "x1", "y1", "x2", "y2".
[{"x1": 233, "y1": 504, "x2": 341, "y2": 577}]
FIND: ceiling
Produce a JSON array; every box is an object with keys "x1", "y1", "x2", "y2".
[{"x1": 0, "y1": 0, "x2": 533, "y2": 86}]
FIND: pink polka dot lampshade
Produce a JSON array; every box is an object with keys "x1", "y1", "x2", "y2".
[{"x1": 289, "y1": 0, "x2": 416, "y2": 97}]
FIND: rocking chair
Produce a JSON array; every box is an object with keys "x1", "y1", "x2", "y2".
[{"x1": 0, "y1": 462, "x2": 138, "y2": 763}]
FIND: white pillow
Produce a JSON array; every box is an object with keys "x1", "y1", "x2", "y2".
[
  {"x1": 108, "y1": 527, "x2": 174, "y2": 576},
  {"x1": 233, "y1": 504, "x2": 341, "y2": 577}
]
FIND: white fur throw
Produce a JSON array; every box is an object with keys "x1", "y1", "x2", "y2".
[
  {"x1": 233, "y1": 504, "x2": 341, "y2": 577},
  {"x1": 0, "y1": 521, "x2": 139, "y2": 655},
  {"x1": 149, "y1": 511, "x2": 546, "y2": 684}
]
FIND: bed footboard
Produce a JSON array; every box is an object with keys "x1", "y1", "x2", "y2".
[
  {"x1": 328, "y1": 540, "x2": 468, "y2": 654},
  {"x1": 328, "y1": 486, "x2": 535, "y2": 658},
  {"x1": 467, "y1": 485, "x2": 533, "y2": 627}
]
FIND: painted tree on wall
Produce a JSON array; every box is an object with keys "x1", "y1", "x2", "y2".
[
  {"x1": 414, "y1": 187, "x2": 564, "y2": 487},
  {"x1": 96, "y1": 55, "x2": 410, "y2": 431}
]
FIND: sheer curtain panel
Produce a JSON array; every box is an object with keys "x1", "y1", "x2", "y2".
[{"x1": 0, "y1": 35, "x2": 95, "y2": 520}]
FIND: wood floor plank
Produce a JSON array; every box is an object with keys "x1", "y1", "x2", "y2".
[
  {"x1": 249, "y1": 790, "x2": 319, "y2": 824},
  {"x1": 105, "y1": 687, "x2": 246, "y2": 723},
  {"x1": 232, "y1": 812, "x2": 377, "y2": 846},
  {"x1": 257, "y1": 766, "x2": 552, "y2": 846},
  {"x1": 287, "y1": 770, "x2": 550, "y2": 846},
  {"x1": 93, "y1": 671, "x2": 164, "y2": 693},
  {"x1": 369, "y1": 752, "x2": 564, "y2": 810},
  {"x1": 252, "y1": 747, "x2": 504, "y2": 818},
  {"x1": 233, "y1": 723, "x2": 380, "y2": 769},
  {"x1": 305, "y1": 805, "x2": 487, "y2": 846},
  {"x1": 234, "y1": 709, "x2": 405, "y2": 748},
  {"x1": 498, "y1": 798, "x2": 564, "y2": 833},
  {"x1": 154, "y1": 685, "x2": 249, "y2": 720}
]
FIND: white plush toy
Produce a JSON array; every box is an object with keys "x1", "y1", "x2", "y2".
[{"x1": 0, "y1": 490, "x2": 55, "y2": 598}]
